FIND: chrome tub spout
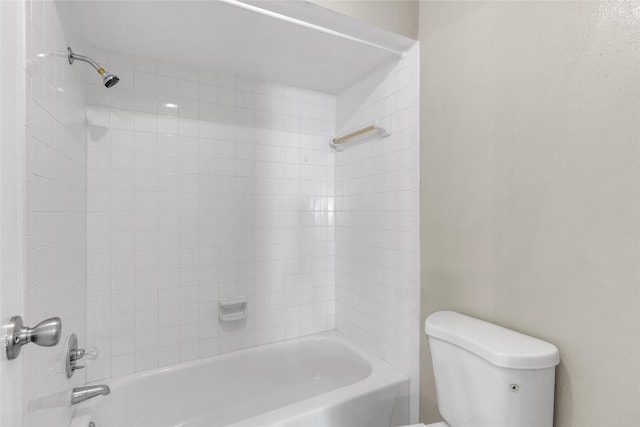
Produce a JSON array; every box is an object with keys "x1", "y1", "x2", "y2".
[{"x1": 71, "y1": 385, "x2": 110, "y2": 405}]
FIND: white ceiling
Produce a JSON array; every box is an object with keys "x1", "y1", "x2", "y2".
[{"x1": 57, "y1": 0, "x2": 415, "y2": 94}]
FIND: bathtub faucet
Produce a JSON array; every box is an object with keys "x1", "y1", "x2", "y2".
[{"x1": 70, "y1": 385, "x2": 110, "y2": 405}]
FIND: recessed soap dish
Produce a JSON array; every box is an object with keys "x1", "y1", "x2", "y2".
[{"x1": 218, "y1": 297, "x2": 248, "y2": 322}]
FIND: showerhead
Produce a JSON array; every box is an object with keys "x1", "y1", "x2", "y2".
[
  {"x1": 102, "y1": 72, "x2": 120, "y2": 88},
  {"x1": 68, "y1": 47, "x2": 120, "y2": 88}
]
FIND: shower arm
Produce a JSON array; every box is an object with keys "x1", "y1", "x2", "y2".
[{"x1": 67, "y1": 47, "x2": 103, "y2": 74}]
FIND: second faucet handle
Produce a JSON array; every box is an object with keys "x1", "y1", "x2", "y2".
[{"x1": 83, "y1": 347, "x2": 99, "y2": 361}]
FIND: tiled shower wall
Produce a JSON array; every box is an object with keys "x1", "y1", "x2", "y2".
[
  {"x1": 24, "y1": 1, "x2": 87, "y2": 425},
  {"x1": 85, "y1": 49, "x2": 336, "y2": 380},
  {"x1": 334, "y1": 45, "x2": 420, "y2": 422}
]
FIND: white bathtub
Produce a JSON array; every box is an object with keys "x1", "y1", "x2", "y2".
[{"x1": 70, "y1": 331, "x2": 409, "y2": 427}]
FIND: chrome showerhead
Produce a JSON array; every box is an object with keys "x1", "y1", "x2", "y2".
[
  {"x1": 68, "y1": 46, "x2": 120, "y2": 88},
  {"x1": 102, "y1": 72, "x2": 120, "y2": 88}
]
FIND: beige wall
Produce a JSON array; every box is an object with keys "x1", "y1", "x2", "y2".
[
  {"x1": 419, "y1": 2, "x2": 640, "y2": 427},
  {"x1": 313, "y1": 0, "x2": 419, "y2": 39}
]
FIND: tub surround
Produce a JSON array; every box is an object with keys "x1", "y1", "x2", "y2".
[
  {"x1": 84, "y1": 43, "x2": 421, "y2": 423},
  {"x1": 9, "y1": 2, "x2": 423, "y2": 425},
  {"x1": 86, "y1": 49, "x2": 337, "y2": 380},
  {"x1": 3, "y1": 2, "x2": 421, "y2": 423}
]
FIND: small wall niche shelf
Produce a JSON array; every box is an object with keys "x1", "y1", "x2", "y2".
[
  {"x1": 218, "y1": 296, "x2": 248, "y2": 321},
  {"x1": 329, "y1": 116, "x2": 390, "y2": 151}
]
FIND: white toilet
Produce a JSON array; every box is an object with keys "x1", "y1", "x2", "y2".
[{"x1": 408, "y1": 310, "x2": 560, "y2": 427}]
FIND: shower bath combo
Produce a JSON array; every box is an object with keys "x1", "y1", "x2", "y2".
[{"x1": 0, "y1": 1, "x2": 421, "y2": 426}]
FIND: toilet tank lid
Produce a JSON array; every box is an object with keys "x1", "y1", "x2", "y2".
[{"x1": 425, "y1": 311, "x2": 560, "y2": 369}]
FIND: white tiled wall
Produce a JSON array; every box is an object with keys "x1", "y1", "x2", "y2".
[
  {"x1": 85, "y1": 49, "x2": 336, "y2": 381},
  {"x1": 334, "y1": 45, "x2": 421, "y2": 422},
  {"x1": 23, "y1": 1, "x2": 88, "y2": 426}
]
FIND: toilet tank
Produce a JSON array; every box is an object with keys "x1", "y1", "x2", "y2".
[{"x1": 425, "y1": 311, "x2": 560, "y2": 427}]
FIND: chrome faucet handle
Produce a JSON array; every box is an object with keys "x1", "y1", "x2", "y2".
[
  {"x1": 69, "y1": 348, "x2": 85, "y2": 362},
  {"x1": 66, "y1": 335, "x2": 99, "y2": 377},
  {"x1": 4, "y1": 316, "x2": 62, "y2": 360},
  {"x1": 71, "y1": 346, "x2": 98, "y2": 361},
  {"x1": 69, "y1": 347, "x2": 98, "y2": 372}
]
